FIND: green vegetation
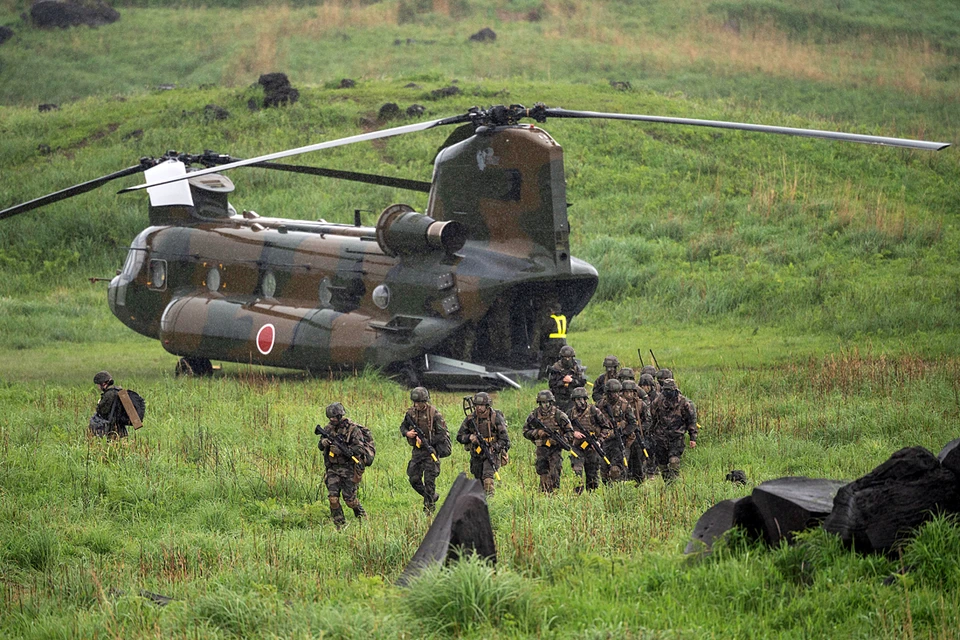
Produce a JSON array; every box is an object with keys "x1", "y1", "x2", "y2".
[{"x1": 1, "y1": 1, "x2": 959, "y2": 638}]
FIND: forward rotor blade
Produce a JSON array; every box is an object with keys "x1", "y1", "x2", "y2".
[
  {"x1": 119, "y1": 115, "x2": 469, "y2": 194},
  {"x1": 1, "y1": 164, "x2": 147, "y2": 221},
  {"x1": 246, "y1": 161, "x2": 432, "y2": 193},
  {"x1": 543, "y1": 108, "x2": 950, "y2": 151}
]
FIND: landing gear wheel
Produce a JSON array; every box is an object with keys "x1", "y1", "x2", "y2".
[{"x1": 175, "y1": 357, "x2": 213, "y2": 377}]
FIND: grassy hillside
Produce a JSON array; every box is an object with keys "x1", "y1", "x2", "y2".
[{"x1": 1, "y1": 2, "x2": 960, "y2": 638}]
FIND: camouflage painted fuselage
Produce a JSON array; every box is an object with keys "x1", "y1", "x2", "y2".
[{"x1": 108, "y1": 125, "x2": 598, "y2": 372}]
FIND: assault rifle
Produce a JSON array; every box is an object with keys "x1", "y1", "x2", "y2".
[
  {"x1": 570, "y1": 416, "x2": 611, "y2": 465},
  {"x1": 529, "y1": 415, "x2": 578, "y2": 458},
  {"x1": 401, "y1": 413, "x2": 438, "y2": 462},
  {"x1": 462, "y1": 397, "x2": 501, "y2": 481},
  {"x1": 314, "y1": 424, "x2": 361, "y2": 464},
  {"x1": 601, "y1": 404, "x2": 630, "y2": 469}
]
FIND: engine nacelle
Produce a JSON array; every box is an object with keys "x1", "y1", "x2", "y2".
[{"x1": 375, "y1": 204, "x2": 466, "y2": 257}]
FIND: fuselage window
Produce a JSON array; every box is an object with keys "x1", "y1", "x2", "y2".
[
  {"x1": 206, "y1": 266, "x2": 221, "y2": 292},
  {"x1": 148, "y1": 259, "x2": 167, "y2": 291},
  {"x1": 261, "y1": 270, "x2": 277, "y2": 298}
]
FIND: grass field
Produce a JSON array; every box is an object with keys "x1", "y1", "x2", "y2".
[{"x1": 1, "y1": 1, "x2": 960, "y2": 638}]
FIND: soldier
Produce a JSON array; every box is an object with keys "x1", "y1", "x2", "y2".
[
  {"x1": 639, "y1": 372, "x2": 659, "y2": 404},
  {"x1": 640, "y1": 365, "x2": 659, "y2": 388},
  {"x1": 89, "y1": 371, "x2": 128, "y2": 439},
  {"x1": 523, "y1": 390, "x2": 575, "y2": 493},
  {"x1": 618, "y1": 367, "x2": 648, "y2": 403},
  {"x1": 548, "y1": 345, "x2": 587, "y2": 414},
  {"x1": 566, "y1": 386, "x2": 610, "y2": 492},
  {"x1": 649, "y1": 379, "x2": 698, "y2": 482},
  {"x1": 457, "y1": 392, "x2": 510, "y2": 495},
  {"x1": 656, "y1": 368, "x2": 674, "y2": 386},
  {"x1": 316, "y1": 403, "x2": 369, "y2": 529},
  {"x1": 622, "y1": 379, "x2": 655, "y2": 482},
  {"x1": 592, "y1": 355, "x2": 620, "y2": 403},
  {"x1": 595, "y1": 379, "x2": 637, "y2": 482},
  {"x1": 401, "y1": 386, "x2": 451, "y2": 514}
]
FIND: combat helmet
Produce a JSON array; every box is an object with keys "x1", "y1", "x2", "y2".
[
  {"x1": 661, "y1": 379, "x2": 679, "y2": 392},
  {"x1": 536, "y1": 390, "x2": 555, "y2": 404},
  {"x1": 621, "y1": 379, "x2": 639, "y2": 392},
  {"x1": 325, "y1": 402, "x2": 346, "y2": 419},
  {"x1": 640, "y1": 365, "x2": 658, "y2": 378},
  {"x1": 656, "y1": 368, "x2": 674, "y2": 382},
  {"x1": 472, "y1": 392, "x2": 492, "y2": 406},
  {"x1": 93, "y1": 371, "x2": 113, "y2": 386},
  {"x1": 559, "y1": 345, "x2": 576, "y2": 358},
  {"x1": 639, "y1": 373, "x2": 656, "y2": 388},
  {"x1": 602, "y1": 355, "x2": 620, "y2": 370},
  {"x1": 617, "y1": 367, "x2": 635, "y2": 381},
  {"x1": 410, "y1": 386, "x2": 430, "y2": 403},
  {"x1": 571, "y1": 386, "x2": 589, "y2": 400},
  {"x1": 604, "y1": 379, "x2": 622, "y2": 393}
]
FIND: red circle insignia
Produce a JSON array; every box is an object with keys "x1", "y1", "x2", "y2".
[{"x1": 256, "y1": 324, "x2": 275, "y2": 355}]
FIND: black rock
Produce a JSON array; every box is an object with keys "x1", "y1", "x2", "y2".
[
  {"x1": 203, "y1": 104, "x2": 230, "y2": 121},
  {"x1": 406, "y1": 104, "x2": 425, "y2": 117},
  {"x1": 469, "y1": 27, "x2": 497, "y2": 42},
  {"x1": 430, "y1": 85, "x2": 461, "y2": 99},
  {"x1": 338, "y1": 78, "x2": 356, "y2": 89},
  {"x1": 38, "y1": 103, "x2": 59, "y2": 112},
  {"x1": 749, "y1": 477, "x2": 846, "y2": 545},
  {"x1": 378, "y1": 102, "x2": 401, "y2": 121},
  {"x1": 257, "y1": 72, "x2": 291, "y2": 93},
  {"x1": 937, "y1": 438, "x2": 960, "y2": 477},
  {"x1": 404, "y1": 83, "x2": 421, "y2": 89},
  {"x1": 258, "y1": 73, "x2": 299, "y2": 108},
  {"x1": 31, "y1": 0, "x2": 119, "y2": 29},
  {"x1": 685, "y1": 497, "x2": 743, "y2": 554},
  {"x1": 824, "y1": 447, "x2": 960, "y2": 555},
  {"x1": 0, "y1": 25, "x2": 14, "y2": 45},
  {"x1": 610, "y1": 80, "x2": 632, "y2": 91},
  {"x1": 397, "y1": 473, "x2": 496, "y2": 586},
  {"x1": 726, "y1": 469, "x2": 747, "y2": 485}
]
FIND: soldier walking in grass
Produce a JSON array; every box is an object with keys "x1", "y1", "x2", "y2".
[
  {"x1": 523, "y1": 390, "x2": 574, "y2": 493},
  {"x1": 549, "y1": 345, "x2": 587, "y2": 414},
  {"x1": 401, "y1": 386, "x2": 451, "y2": 514},
  {"x1": 592, "y1": 355, "x2": 621, "y2": 403},
  {"x1": 316, "y1": 403, "x2": 370, "y2": 529},
  {"x1": 566, "y1": 386, "x2": 610, "y2": 492},
  {"x1": 639, "y1": 372, "x2": 659, "y2": 404},
  {"x1": 622, "y1": 379, "x2": 655, "y2": 482},
  {"x1": 89, "y1": 370, "x2": 128, "y2": 439},
  {"x1": 649, "y1": 379, "x2": 698, "y2": 483},
  {"x1": 595, "y1": 379, "x2": 637, "y2": 483},
  {"x1": 457, "y1": 392, "x2": 510, "y2": 495}
]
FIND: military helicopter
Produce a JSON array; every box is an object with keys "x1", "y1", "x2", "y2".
[{"x1": 0, "y1": 104, "x2": 948, "y2": 389}]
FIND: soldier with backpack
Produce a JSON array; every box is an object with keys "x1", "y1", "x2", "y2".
[
  {"x1": 88, "y1": 370, "x2": 145, "y2": 439},
  {"x1": 315, "y1": 403, "x2": 374, "y2": 529},
  {"x1": 401, "y1": 387, "x2": 452, "y2": 514}
]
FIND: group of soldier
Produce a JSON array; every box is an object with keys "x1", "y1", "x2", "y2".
[
  {"x1": 90, "y1": 346, "x2": 699, "y2": 530},
  {"x1": 313, "y1": 346, "x2": 699, "y2": 528}
]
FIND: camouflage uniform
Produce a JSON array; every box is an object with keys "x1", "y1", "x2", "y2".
[
  {"x1": 522, "y1": 391, "x2": 574, "y2": 493},
  {"x1": 618, "y1": 367, "x2": 648, "y2": 403},
  {"x1": 622, "y1": 380, "x2": 655, "y2": 482},
  {"x1": 639, "y1": 372, "x2": 659, "y2": 404},
  {"x1": 456, "y1": 393, "x2": 510, "y2": 495},
  {"x1": 89, "y1": 371, "x2": 128, "y2": 439},
  {"x1": 548, "y1": 345, "x2": 587, "y2": 414},
  {"x1": 595, "y1": 379, "x2": 637, "y2": 482},
  {"x1": 566, "y1": 387, "x2": 610, "y2": 492},
  {"x1": 592, "y1": 355, "x2": 620, "y2": 403},
  {"x1": 649, "y1": 379, "x2": 698, "y2": 482},
  {"x1": 317, "y1": 403, "x2": 368, "y2": 528},
  {"x1": 401, "y1": 387, "x2": 450, "y2": 513}
]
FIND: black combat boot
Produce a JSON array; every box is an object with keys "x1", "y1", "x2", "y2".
[
  {"x1": 331, "y1": 507, "x2": 346, "y2": 530},
  {"x1": 352, "y1": 505, "x2": 367, "y2": 519}
]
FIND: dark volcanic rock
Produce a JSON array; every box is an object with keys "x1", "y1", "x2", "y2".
[
  {"x1": 38, "y1": 103, "x2": 59, "y2": 112},
  {"x1": 258, "y1": 72, "x2": 299, "y2": 108},
  {"x1": 378, "y1": 102, "x2": 401, "y2": 121},
  {"x1": 685, "y1": 497, "x2": 743, "y2": 554},
  {"x1": 750, "y1": 477, "x2": 846, "y2": 545},
  {"x1": 430, "y1": 85, "x2": 461, "y2": 99},
  {"x1": 338, "y1": 78, "x2": 356, "y2": 89},
  {"x1": 938, "y1": 438, "x2": 960, "y2": 477},
  {"x1": 31, "y1": 0, "x2": 120, "y2": 29},
  {"x1": 469, "y1": 27, "x2": 497, "y2": 42},
  {"x1": 0, "y1": 25, "x2": 14, "y2": 45},
  {"x1": 824, "y1": 447, "x2": 960, "y2": 554},
  {"x1": 406, "y1": 104, "x2": 425, "y2": 117},
  {"x1": 397, "y1": 473, "x2": 496, "y2": 586},
  {"x1": 726, "y1": 469, "x2": 747, "y2": 485},
  {"x1": 203, "y1": 104, "x2": 230, "y2": 121},
  {"x1": 610, "y1": 80, "x2": 632, "y2": 91}
]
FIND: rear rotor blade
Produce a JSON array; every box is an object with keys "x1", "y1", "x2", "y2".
[
  {"x1": 543, "y1": 108, "x2": 950, "y2": 151},
  {"x1": 1, "y1": 164, "x2": 147, "y2": 221},
  {"x1": 119, "y1": 115, "x2": 470, "y2": 194}
]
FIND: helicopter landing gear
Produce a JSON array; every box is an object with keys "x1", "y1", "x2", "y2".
[
  {"x1": 175, "y1": 357, "x2": 214, "y2": 377},
  {"x1": 394, "y1": 359, "x2": 422, "y2": 388}
]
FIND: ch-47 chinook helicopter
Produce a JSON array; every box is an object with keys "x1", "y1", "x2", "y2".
[{"x1": 1, "y1": 104, "x2": 949, "y2": 389}]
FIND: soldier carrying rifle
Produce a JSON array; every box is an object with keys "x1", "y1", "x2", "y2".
[
  {"x1": 316, "y1": 403, "x2": 373, "y2": 529},
  {"x1": 523, "y1": 390, "x2": 575, "y2": 493},
  {"x1": 567, "y1": 386, "x2": 611, "y2": 493},
  {"x1": 456, "y1": 392, "x2": 510, "y2": 496},
  {"x1": 400, "y1": 387, "x2": 451, "y2": 514}
]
